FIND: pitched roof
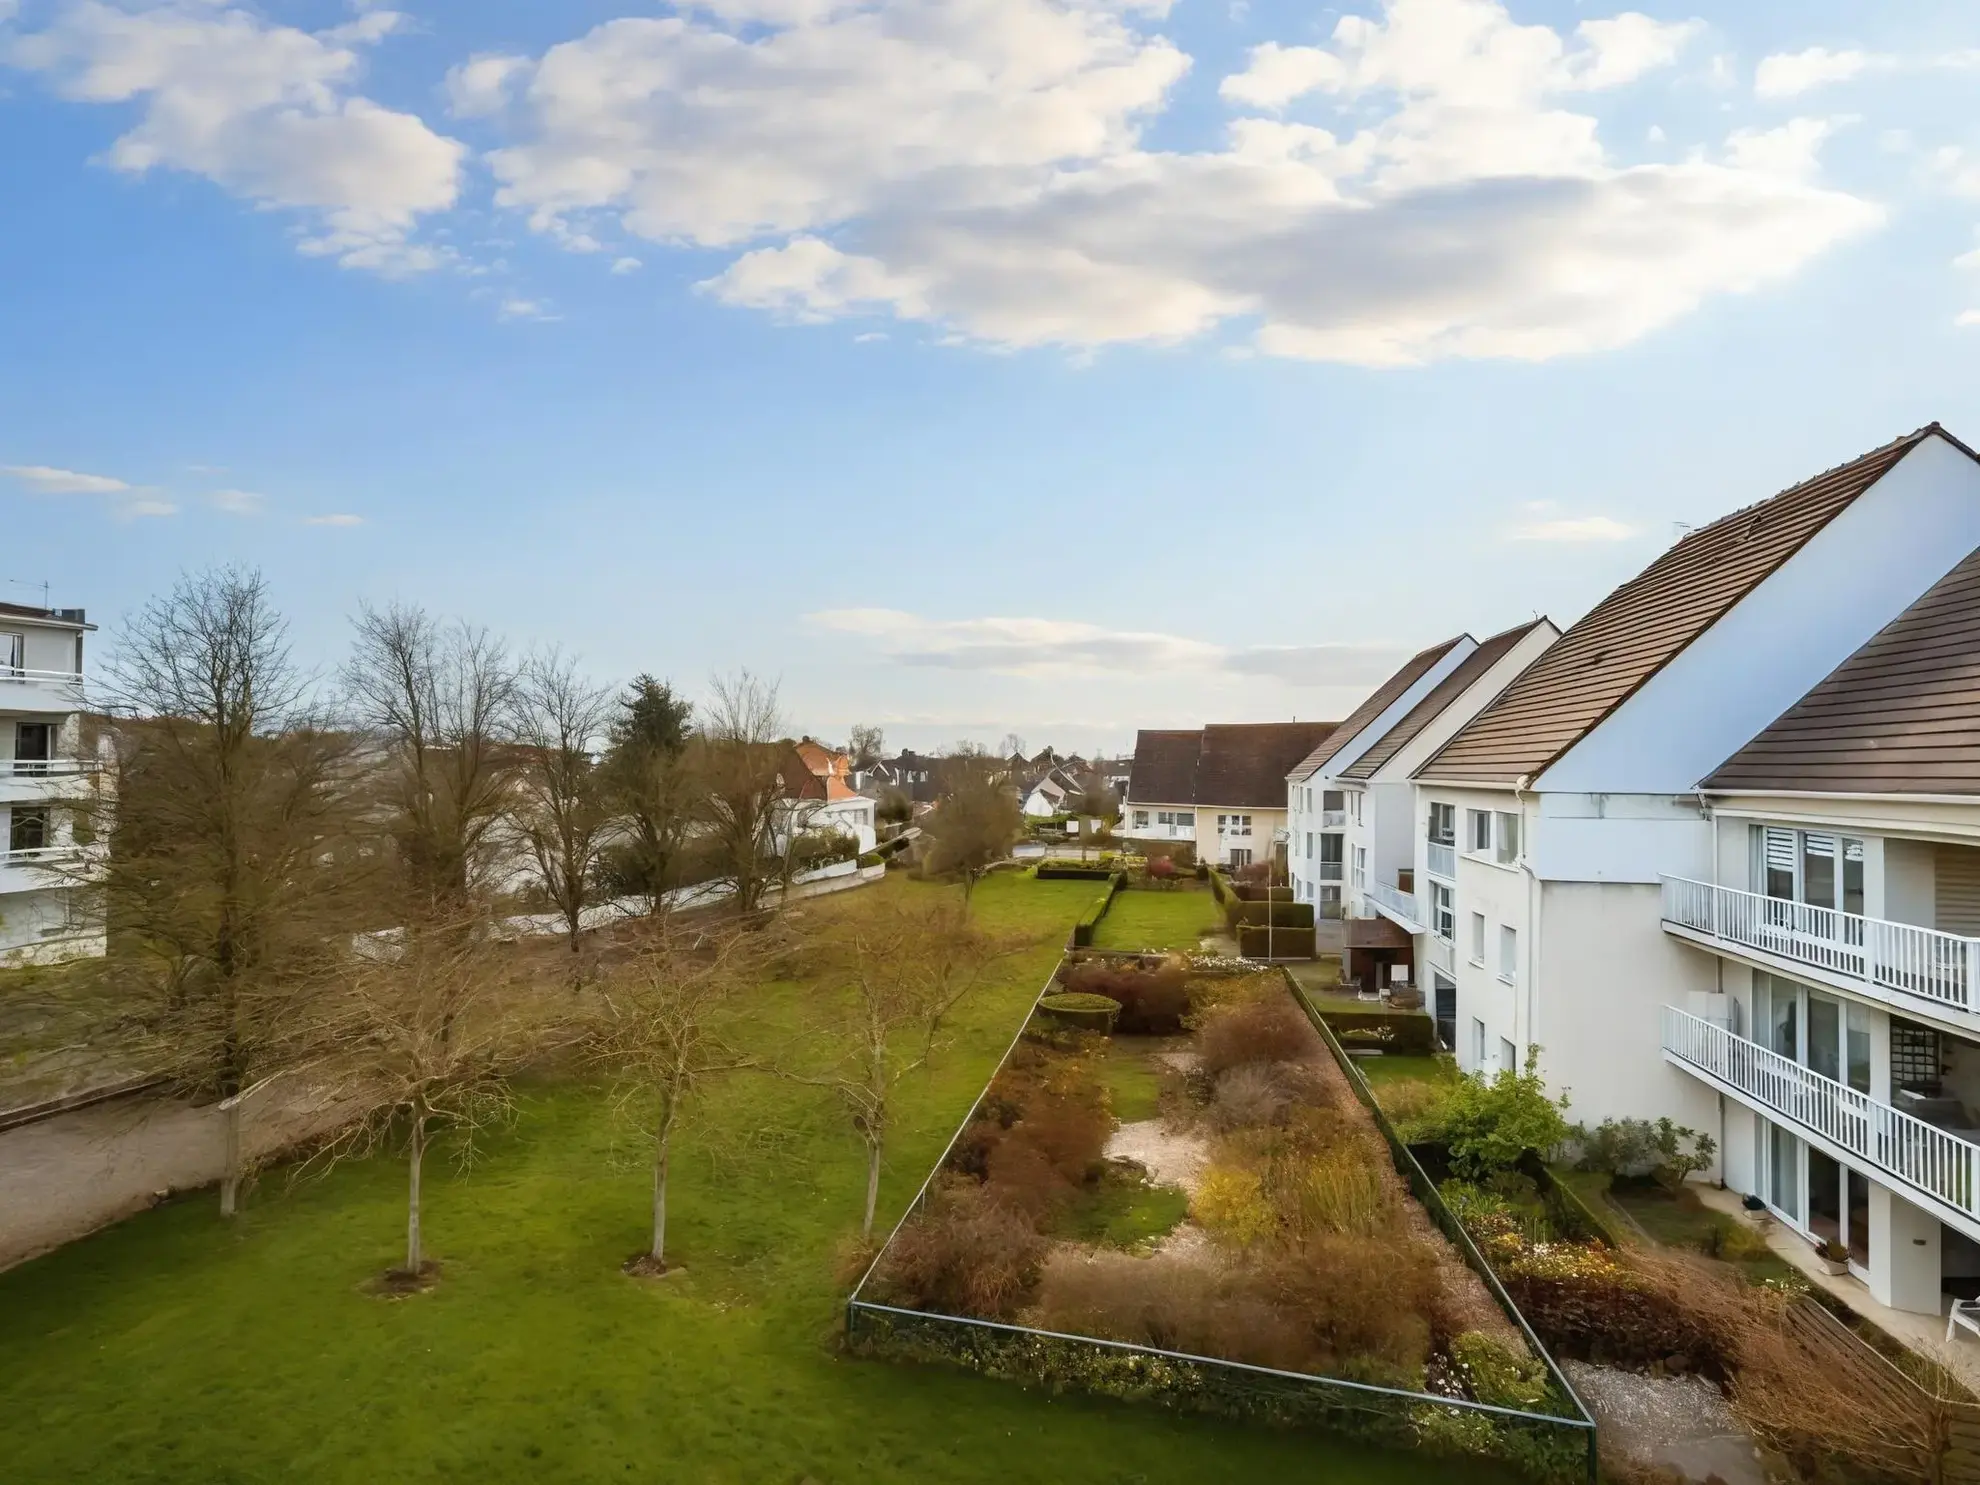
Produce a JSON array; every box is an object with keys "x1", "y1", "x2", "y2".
[
  {"x1": 1703, "y1": 543, "x2": 1980, "y2": 795},
  {"x1": 1420, "y1": 425, "x2": 1963, "y2": 785},
  {"x1": 1125, "y1": 729, "x2": 1203, "y2": 804},
  {"x1": 1199, "y1": 722, "x2": 1337, "y2": 806},
  {"x1": 1340, "y1": 619, "x2": 1552, "y2": 783},
  {"x1": 1287, "y1": 635, "x2": 1467, "y2": 782}
]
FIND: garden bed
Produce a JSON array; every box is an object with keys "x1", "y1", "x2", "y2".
[{"x1": 848, "y1": 963, "x2": 1595, "y2": 1481}]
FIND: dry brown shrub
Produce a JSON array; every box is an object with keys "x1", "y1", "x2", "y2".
[
  {"x1": 1012, "y1": 1084, "x2": 1111, "y2": 1182},
  {"x1": 983, "y1": 1133, "x2": 1078, "y2": 1219},
  {"x1": 1259, "y1": 1234, "x2": 1439, "y2": 1381},
  {"x1": 1268, "y1": 1148, "x2": 1395, "y2": 1240},
  {"x1": 1204, "y1": 1064, "x2": 1293, "y2": 1131},
  {"x1": 873, "y1": 1184, "x2": 1049, "y2": 1320},
  {"x1": 1195, "y1": 996, "x2": 1320, "y2": 1078},
  {"x1": 1061, "y1": 960, "x2": 1192, "y2": 1034},
  {"x1": 1033, "y1": 1250, "x2": 1316, "y2": 1373}
]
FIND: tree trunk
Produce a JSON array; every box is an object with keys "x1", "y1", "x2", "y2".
[
  {"x1": 219, "y1": 1096, "x2": 242, "y2": 1218},
  {"x1": 651, "y1": 1129, "x2": 671, "y2": 1265},
  {"x1": 861, "y1": 1137, "x2": 882, "y2": 1240},
  {"x1": 405, "y1": 1111, "x2": 426, "y2": 1272}
]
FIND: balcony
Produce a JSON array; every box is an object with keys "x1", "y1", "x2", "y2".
[
  {"x1": 1662, "y1": 876, "x2": 1980, "y2": 1030},
  {"x1": 0, "y1": 844, "x2": 84, "y2": 894},
  {"x1": 1366, "y1": 879, "x2": 1423, "y2": 933},
  {"x1": 1662, "y1": 1005, "x2": 1980, "y2": 1237},
  {"x1": 1320, "y1": 809, "x2": 1346, "y2": 828},
  {"x1": 1426, "y1": 841, "x2": 1456, "y2": 880},
  {"x1": 0, "y1": 669, "x2": 85, "y2": 714}
]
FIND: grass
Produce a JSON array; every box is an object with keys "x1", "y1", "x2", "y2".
[
  {"x1": 1049, "y1": 1162, "x2": 1192, "y2": 1250},
  {"x1": 1605, "y1": 1181, "x2": 1794, "y2": 1282},
  {"x1": 1088, "y1": 885, "x2": 1221, "y2": 953},
  {"x1": 1358, "y1": 1055, "x2": 1459, "y2": 1093},
  {"x1": 0, "y1": 872, "x2": 1502, "y2": 1485},
  {"x1": 1097, "y1": 1042, "x2": 1166, "y2": 1123}
]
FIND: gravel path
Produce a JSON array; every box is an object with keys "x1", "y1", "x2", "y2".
[
  {"x1": 1105, "y1": 1120, "x2": 1210, "y2": 1194},
  {"x1": 1564, "y1": 1361, "x2": 1768, "y2": 1485}
]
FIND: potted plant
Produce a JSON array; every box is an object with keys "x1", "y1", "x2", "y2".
[{"x1": 1813, "y1": 1238, "x2": 1850, "y2": 1276}]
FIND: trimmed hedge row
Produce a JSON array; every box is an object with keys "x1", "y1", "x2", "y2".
[
  {"x1": 1236, "y1": 924, "x2": 1316, "y2": 959},
  {"x1": 1068, "y1": 871, "x2": 1127, "y2": 947},
  {"x1": 1228, "y1": 899, "x2": 1315, "y2": 930},
  {"x1": 1036, "y1": 863, "x2": 1116, "y2": 881}
]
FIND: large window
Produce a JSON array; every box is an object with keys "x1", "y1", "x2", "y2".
[
  {"x1": 1427, "y1": 802, "x2": 1455, "y2": 846},
  {"x1": 1430, "y1": 881, "x2": 1455, "y2": 941},
  {"x1": 1322, "y1": 789, "x2": 1344, "y2": 812},
  {"x1": 1468, "y1": 809, "x2": 1492, "y2": 852},
  {"x1": 1318, "y1": 834, "x2": 1343, "y2": 881},
  {"x1": 1756, "y1": 826, "x2": 1864, "y2": 915},
  {"x1": 1132, "y1": 810, "x2": 1149, "y2": 829},
  {"x1": 1218, "y1": 813, "x2": 1252, "y2": 836},
  {"x1": 1494, "y1": 811, "x2": 1520, "y2": 864},
  {"x1": 0, "y1": 632, "x2": 22, "y2": 677},
  {"x1": 1351, "y1": 845, "x2": 1367, "y2": 889},
  {"x1": 8, "y1": 806, "x2": 49, "y2": 853}
]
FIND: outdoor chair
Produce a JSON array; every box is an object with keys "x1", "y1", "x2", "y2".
[{"x1": 1947, "y1": 1298, "x2": 1980, "y2": 1344}]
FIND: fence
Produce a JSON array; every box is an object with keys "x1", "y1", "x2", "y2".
[{"x1": 842, "y1": 958, "x2": 1599, "y2": 1483}]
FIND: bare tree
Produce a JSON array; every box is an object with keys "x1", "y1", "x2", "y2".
[
  {"x1": 86, "y1": 567, "x2": 362, "y2": 1217},
  {"x1": 995, "y1": 733, "x2": 1026, "y2": 763},
  {"x1": 923, "y1": 758, "x2": 1023, "y2": 912},
  {"x1": 847, "y1": 723, "x2": 885, "y2": 770},
  {"x1": 598, "y1": 676, "x2": 694, "y2": 915},
  {"x1": 691, "y1": 671, "x2": 804, "y2": 917},
  {"x1": 802, "y1": 896, "x2": 1013, "y2": 1238},
  {"x1": 589, "y1": 927, "x2": 757, "y2": 1273},
  {"x1": 508, "y1": 649, "x2": 614, "y2": 952},
  {"x1": 343, "y1": 604, "x2": 518, "y2": 919},
  {"x1": 299, "y1": 926, "x2": 537, "y2": 1283}
]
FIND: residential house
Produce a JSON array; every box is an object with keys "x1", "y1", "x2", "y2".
[
  {"x1": 1399, "y1": 424, "x2": 1980, "y2": 1321},
  {"x1": 1124, "y1": 722, "x2": 1335, "y2": 868},
  {"x1": 0, "y1": 601, "x2": 102, "y2": 964},
  {"x1": 1021, "y1": 766, "x2": 1087, "y2": 819},
  {"x1": 788, "y1": 739, "x2": 878, "y2": 853}
]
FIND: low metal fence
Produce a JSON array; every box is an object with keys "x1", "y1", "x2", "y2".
[{"x1": 841, "y1": 958, "x2": 1599, "y2": 1483}]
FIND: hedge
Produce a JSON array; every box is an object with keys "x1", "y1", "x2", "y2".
[
  {"x1": 1233, "y1": 885, "x2": 1295, "y2": 903},
  {"x1": 1320, "y1": 1011, "x2": 1438, "y2": 1057},
  {"x1": 1037, "y1": 991, "x2": 1121, "y2": 1033},
  {"x1": 1036, "y1": 862, "x2": 1116, "y2": 881},
  {"x1": 1236, "y1": 923, "x2": 1316, "y2": 959},
  {"x1": 1069, "y1": 871, "x2": 1127, "y2": 947},
  {"x1": 1227, "y1": 899, "x2": 1315, "y2": 931}
]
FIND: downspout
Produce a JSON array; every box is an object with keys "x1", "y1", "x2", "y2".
[
  {"x1": 1515, "y1": 773, "x2": 1540, "y2": 1063},
  {"x1": 1700, "y1": 789, "x2": 1728, "y2": 1187}
]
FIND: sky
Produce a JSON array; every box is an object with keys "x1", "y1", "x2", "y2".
[{"x1": 2, "y1": 0, "x2": 1978, "y2": 756}]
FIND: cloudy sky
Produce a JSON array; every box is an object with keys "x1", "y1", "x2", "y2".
[{"x1": 2, "y1": 0, "x2": 1977, "y2": 753}]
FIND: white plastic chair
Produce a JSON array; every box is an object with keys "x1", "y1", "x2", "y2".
[{"x1": 1946, "y1": 1298, "x2": 1980, "y2": 1344}]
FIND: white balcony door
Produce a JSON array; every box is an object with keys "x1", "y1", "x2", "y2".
[{"x1": 1755, "y1": 973, "x2": 1875, "y2": 1270}]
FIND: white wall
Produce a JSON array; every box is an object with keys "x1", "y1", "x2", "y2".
[
  {"x1": 1530, "y1": 792, "x2": 1713, "y2": 884},
  {"x1": 1542, "y1": 435, "x2": 1980, "y2": 795}
]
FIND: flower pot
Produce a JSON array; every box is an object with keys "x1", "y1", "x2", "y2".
[{"x1": 1816, "y1": 1257, "x2": 1848, "y2": 1276}]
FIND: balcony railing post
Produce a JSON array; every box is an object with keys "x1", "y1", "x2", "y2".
[{"x1": 1967, "y1": 939, "x2": 1980, "y2": 1017}]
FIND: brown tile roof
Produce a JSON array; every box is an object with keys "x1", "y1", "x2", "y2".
[
  {"x1": 1287, "y1": 635, "x2": 1467, "y2": 782},
  {"x1": 1340, "y1": 619, "x2": 1553, "y2": 782},
  {"x1": 1419, "y1": 425, "x2": 1966, "y2": 785},
  {"x1": 1129, "y1": 722, "x2": 1338, "y2": 809},
  {"x1": 1703, "y1": 543, "x2": 1980, "y2": 794}
]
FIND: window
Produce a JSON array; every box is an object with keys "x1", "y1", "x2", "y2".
[
  {"x1": 1173, "y1": 811, "x2": 1193, "y2": 829},
  {"x1": 1318, "y1": 884, "x2": 1341, "y2": 917},
  {"x1": 1304, "y1": 832, "x2": 1313, "y2": 859},
  {"x1": 14, "y1": 722, "x2": 52, "y2": 776},
  {"x1": 9, "y1": 806, "x2": 49, "y2": 853},
  {"x1": 1427, "y1": 802, "x2": 1455, "y2": 846},
  {"x1": 1351, "y1": 844, "x2": 1367, "y2": 888},
  {"x1": 1430, "y1": 881, "x2": 1455, "y2": 941},
  {"x1": 1755, "y1": 826, "x2": 1865, "y2": 915},
  {"x1": 1322, "y1": 789, "x2": 1344, "y2": 812},
  {"x1": 1304, "y1": 787, "x2": 1313, "y2": 812},
  {"x1": 1469, "y1": 912, "x2": 1486, "y2": 965},
  {"x1": 1499, "y1": 925, "x2": 1518, "y2": 985},
  {"x1": 1350, "y1": 792, "x2": 1363, "y2": 825},
  {"x1": 1133, "y1": 810, "x2": 1149, "y2": 829},
  {"x1": 1500, "y1": 1037, "x2": 1518, "y2": 1073},
  {"x1": 1318, "y1": 834, "x2": 1343, "y2": 881},
  {"x1": 1468, "y1": 809, "x2": 1492, "y2": 852},
  {"x1": 1471, "y1": 1017, "x2": 1487, "y2": 1070},
  {"x1": 0, "y1": 632, "x2": 22, "y2": 677},
  {"x1": 1494, "y1": 811, "x2": 1520, "y2": 864},
  {"x1": 1228, "y1": 847, "x2": 1252, "y2": 869},
  {"x1": 1217, "y1": 813, "x2": 1252, "y2": 836}
]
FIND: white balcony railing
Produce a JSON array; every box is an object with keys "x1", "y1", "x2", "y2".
[
  {"x1": 1425, "y1": 934, "x2": 1454, "y2": 975},
  {"x1": 1320, "y1": 809, "x2": 1346, "y2": 828},
  {"x1": 1426, "y1": 841, "x2": 1457, "y2": 880},
  {"x1": 0, "y1": 845, "x2": 83, "y2": 872},
  {"x1": 1662, "y1": 1005, "x2": 1980, "y2": 1228},
  {"x1": 1367, "y1": 879, "x2": 1422, "y2": 931},
  {"x1": 3, "y1": 759, "x2": 98, "y2": 778},
  {"x1": 1662, "y1": 876, "x2": 1980, "y2": 1020}
]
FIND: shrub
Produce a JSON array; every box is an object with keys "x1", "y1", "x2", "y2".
[
  {"x1": 1195, "y1": 997, "x2": 1319, "y2": 1078},
  {"x1": 984, "y1": 1134, "x2": 1080, "y2": 1220},
  {"x1": 1194, "y1": 1166, "x2": 1277, "y2": 1249},
  {"x1": 1236, "y1": 924, "x2": 1318, "y2": 959},
  {"x1": 1448, "y1": 1331, "x2": 1550, "y2": 1411},
  {"x1": 1145, "y1": 854, "x2": 1176, "y2": 882},
  {"x1": 1259, "y1": 1235, "x2": 1438, "y2": 1382},
  {"x1": 1061, "y1": 960, "x2": 1191, "y2": 1034},
  {"x1": 1032, "y1": 1250, "x2": 1317, "y2": 1374},
  {"x1": 1376, "y1": 1076, "x2": 1453, "y2": 1143},
  {"x1": 1271, "y1": 1150, "x2": 1392, "y2": 1240},
  {"x1": 1204, "y1": 1064, "x2": 1294, "y2": 1132},
  {"x1": 1440, "y1": 1049, "x2": 1571, "y2": 1179},
  {"x1": 874, "y1": 1184, "x2": 1048, "y2": 1319},
  {"x1": 1573, "y1": 1116, "x2": 1717, "y2": 1192}
]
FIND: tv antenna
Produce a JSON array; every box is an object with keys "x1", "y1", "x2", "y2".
[{"x1": 3, "y1": 577, "x2": 50, "y2": 610}]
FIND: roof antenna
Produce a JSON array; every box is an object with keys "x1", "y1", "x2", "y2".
[
  {"x1": 3, "y1": 577, "x2": 50, "y2": 610},
  {"x1": 1672, "y1": 521, "x2": 1695, "y2": 543}
]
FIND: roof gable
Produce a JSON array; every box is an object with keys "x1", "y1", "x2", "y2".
[
  {"x1": 1287, "y1": 635, "x2": 1467, "y2": 782},
  {"x1": 1341, "y1": 619, "x2": 1553, "y2": 782},
  {"x1": 1420, "y1": 426, "x2": 1957, "y2": 785},
  {"x1": 1703, "y1": 542, "x2": 1980, "y2": 795}
]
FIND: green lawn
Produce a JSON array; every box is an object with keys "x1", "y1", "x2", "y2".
[
  {"x1": 1088, "y1": 885, "x2": 1221, "y2": 952},
  {"x1": 0, "y1": 872, "x2": 1508, "y2": 1485}
]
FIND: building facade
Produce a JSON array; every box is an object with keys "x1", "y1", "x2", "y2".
[{"x1": 1123, "y1": 723, "x2": 1336, "y2": 868}]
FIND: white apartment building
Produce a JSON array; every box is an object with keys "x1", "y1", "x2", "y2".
[
  {"x1": 1123, "y1": 723, "x2": 1335, "y2": 869},
  {"x1": 1393, "y1": 423, "x2": 1980, "y2": 1319},
  {"x1": 0, "y1": 601, "x2": 102, "y2": 964}
]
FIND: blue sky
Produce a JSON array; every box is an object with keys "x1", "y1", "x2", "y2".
[{"x1": 3, "y1": 0, "x2": 1978, "y2": 754}]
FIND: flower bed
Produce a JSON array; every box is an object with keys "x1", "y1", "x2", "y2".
[{"x1": 848, "y1": 967, "x2": 1595, "y2": 1481}]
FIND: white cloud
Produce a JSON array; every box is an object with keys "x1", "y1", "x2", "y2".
[
  {"x1": 475, "y1": 0, "x2": 1873, "y2": 365},
  {"x1": 7, "y1": 1, "x2": 465, "y2": 274},
  {"x1": 2, "y1": 463, "x2": 132, "y2": 494},
  {"x1": 1753, "y1": 47, "x2": 1884, "y2": 99},
  {"x1": 116, "y1": 498, "x2": 178, "y2": 519},
  {"x1": 1507, "y1": 515, "x2": 1638, "y2": 542},
  {"x1": 303, "y1": 512, "x2": 364, "y2": 526},
  {"x1": 498, "y1": 296, "x2": 558, "y2": 321},
  {"x1": 609, "y1": 256, "x2": 642, "y2": 274},
  {"x1": 1725, "y1": 117, "x2": 1837, "y2": 181},
  {"x1": 1930, "y1": 147, "x2": 1980, "y2": 202},
  {"x1": 208, "y1": 488, "x2": 264, "y2": 514},
  {"x1": 444, "y1": 51, "x2": 528, "y2": 118},
  {"x1": 807, "y1": 607, "x2": 1406, "y2": 685},
  {"x1": 1958, "y1": 310, "x2": 1980, "y2": 328}
]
